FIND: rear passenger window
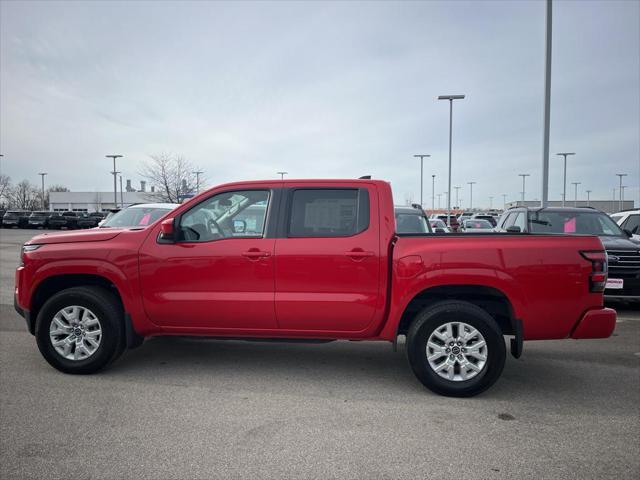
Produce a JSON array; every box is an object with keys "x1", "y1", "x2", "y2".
[{"x1": 288, "y1": 189, "x2": 369, "y2": 237}]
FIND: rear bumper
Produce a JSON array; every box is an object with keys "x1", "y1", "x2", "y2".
[{"x1": 571, "y1": 308, "x2": 616, "y2": 339}]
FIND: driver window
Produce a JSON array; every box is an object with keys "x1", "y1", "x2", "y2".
[{"x1": 179, "y1": 190, "x2": 270, "y2": 242}]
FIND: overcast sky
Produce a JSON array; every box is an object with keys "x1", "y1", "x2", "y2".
[{"x1": 1, "y1": 0, "x2": 639, "y2": 208}]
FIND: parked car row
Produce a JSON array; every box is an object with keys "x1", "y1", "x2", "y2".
[{"x1": 0, "y1": 210, "x2": 108, "y2": 230}]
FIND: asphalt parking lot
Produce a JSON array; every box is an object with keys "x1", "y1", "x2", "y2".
[{"x1": 0, "y1": 228, "x2": 638, "y2": 480}]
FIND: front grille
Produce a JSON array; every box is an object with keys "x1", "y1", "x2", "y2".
[{"x1": 607, "y1": 249, "x2": 640, "y2": 278}]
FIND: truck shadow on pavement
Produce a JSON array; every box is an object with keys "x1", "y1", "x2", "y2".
[{"x1": 103, "y1": 331, "x2": 636, "y2": 407}]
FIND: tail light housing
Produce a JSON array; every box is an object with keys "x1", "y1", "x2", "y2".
[{"x1": 580, "y1": 250, "x2": 607, "y2": 293}]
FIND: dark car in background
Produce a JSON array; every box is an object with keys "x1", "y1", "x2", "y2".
[
  {"x1": 2, "y1": 210, "x2": 30, "y2": 228},
  {"x1": 77, "y1": 212, "x2": 105, "y2": 229},
  {"x1": 48, "y1": 211, "x2": 79, "y2": 229},
  {"x1": 27, "y1": 211, "x2": 52, "y2": 229},
  {"x1": 497, "y1": 206, "x2": 640, "y2": 300},
  {"x1": 394, "y1": 206, "x2": 432, "y2": 234}
]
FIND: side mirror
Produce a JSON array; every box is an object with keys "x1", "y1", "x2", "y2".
[
  {"x1": 506, "y1": 226, "x2": 522, "y2": 233},
  {"x1": 159, "y1": 218, "x2": 175, "y2": 242},
  {"x1": 623, "y1": 228, "x2": 633, "y2": 238}
]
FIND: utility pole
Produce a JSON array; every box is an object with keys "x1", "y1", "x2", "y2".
[
  {"x1": 541, "y1": 0, "x2": 553, "y2": 207},
  {"x1": 519, "y1": 174, "x2": 530, "y2": 203},
  {"x1": 571, "y1": 182, "x2": 581, "y2": 206},
  {"x1": 193, "y1": 171, "x2": 204, "y2": 193},
  {"x1": 119, "y1": 175, "x2": 124, "y2": 208},
  {"x1": 437, "y1": 94, "x2": 465, "y2": 226},
  {"x1": 556, "y1": 153, "x2": 575, "y2": 207},
  {"x1": 431, "y1": 175, "x2": 436, "y2": 212},
  {"x1": 38, "y1": 172, "x2": 47, "y2": 210},
  {"x1": 454, "y1": 186, "x2": 461, "y2": 209},
  {"x1": 277, "y1": 171, "x2": 288, "y2": 180},
  {"x1": 616, "y1": 173, "x2": 627, "y2": 211},
  {"x1": 106, "y1": 155, "x2": 123, "y2": 208},
  {"x1": 414, "y1": 155, "x2": 430, "y2": 208},
  {"x1": 467, "y1": 182, "x2": 476, "y2": 209},
  {"x1": 586, "y1": 189, "x2": 592, "y2": 206}
]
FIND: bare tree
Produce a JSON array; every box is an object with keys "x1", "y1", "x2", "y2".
[
  {"x1": 139, "y1": 153, "x2": 201, "y2": 203},
  {"x1": 0, "y1": 174, "x2": 10, "y2": 207},
  {"x1": 10, "y1": 180, "x2": 39, "y2": 210},
  {"x1": 48, "y1": 184, "x2": 69, "y2": 192}
]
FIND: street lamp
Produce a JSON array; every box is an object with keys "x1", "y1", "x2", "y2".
[
  {"x1": 454, "y1": 186, "x2": 461, "y2": 209},
  {"x1": 431, "y1": 175, "x2": 436, "y2": 212},
  {"x1": 119, "y1": 174, "x2": 124, "y2": 208},
  {"x1": 438, "y1": 94, "x2": 465, "y2": 226},
  {"x1": 556, "y1": 153, "x2": 575, "y2": 207},
  {"x1": 467, "y1": 182, "x2": 476, "y2": 209},
  {"x1": 519, "y1": 174, "x2": 530, "y2": 203},
  {"x1": 414, "y1": 155, "x2": 430, "y2": 208},
  {"x1": 193, "y1": 171, "x2": 204, "y2": 193},
  {"x1": 277, "y1": 171, "x2": 288, "y2": 180},
  {"x1": 571, "y1": 182, "x2": 581, "y2": 206},
  {"x1": 437, "y1": 193, "x2": 442, "y2": 209},
  {"x1": 106, "y1": 155, "x2": 123, "y2": 207},
  {"x1": 38, "y1": 172, "x2": 47, "y2": 210},
  {"x1": 586, "y1": 190, "x2": 592, "y2": 206},
  {"x1": 502, "y1": 194, "x2": 507, "y2": 210},
  {"x1": 616, "y1": 173, "x2": 627, "y2": 211}
]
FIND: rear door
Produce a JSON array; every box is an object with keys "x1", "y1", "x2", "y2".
[{"x1": 274, "y1": 185, "x2": 380, "y2": 332}]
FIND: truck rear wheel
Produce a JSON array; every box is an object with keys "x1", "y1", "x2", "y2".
[
  {"x1": 406, "y1": 301, "x2": 506, "y2": 397},
  {"x1": 35, "y1": 286, "x2": 125, "y2": 374}
]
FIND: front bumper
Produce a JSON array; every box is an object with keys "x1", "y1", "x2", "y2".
[
  {"x1": 14, "y1": 293, "x2": 34, "y2": 335},
  {"x1": 571, "y1": 308, "x2": 616, "y2": 339}
]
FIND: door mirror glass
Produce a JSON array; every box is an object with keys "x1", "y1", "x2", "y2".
[
  {"x1": 159, "y1": 218, "x2": 175, "y2": 242},
  {"x1": 233, "y1": 219, "x2": 246, "y2": 234}
]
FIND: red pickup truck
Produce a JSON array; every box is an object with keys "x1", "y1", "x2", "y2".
[{"x1": 14, "y1": 179, "x2": 616, "y2": 397}]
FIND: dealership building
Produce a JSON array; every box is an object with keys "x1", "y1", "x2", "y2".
[{"x1": 49, "y1": 180, "x2": 162, "y2": 212}]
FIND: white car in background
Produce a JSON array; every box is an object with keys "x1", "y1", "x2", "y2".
[
  {"x1": 610, "y1": 209, "x2": 640, "y2": 242},
  {"x1": 429, "y1": 218, "x2": 450, "y2": 233},
  {"x1": 99, "y1": 203, "x2": 180, "y2": 228}
]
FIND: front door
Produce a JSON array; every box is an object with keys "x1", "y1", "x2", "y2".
[{"x1": 139, "y1": 188, "x2": 277, "y2": 330}]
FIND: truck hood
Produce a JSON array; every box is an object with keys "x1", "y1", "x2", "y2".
[
  {"x1": 599, "y1": 235, "x2": 640, "y2": 250},
  {"x1": 27, "y1": 229, "x2": 122, "y2": 245}
]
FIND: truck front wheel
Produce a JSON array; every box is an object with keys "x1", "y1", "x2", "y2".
[
  {"x1": 406, "y1": 301, "x2": 506, "y2": 397},
  {"x1": 35, "y1": 286, "x2": 125, "y2": 374}
]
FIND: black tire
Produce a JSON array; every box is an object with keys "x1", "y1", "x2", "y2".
[
  {"x1": 35, "y1": 286, "x2": 125, "y2": 374},
  {"x1": 406, "y1": 300, "x2": 506, "y2": 397}
]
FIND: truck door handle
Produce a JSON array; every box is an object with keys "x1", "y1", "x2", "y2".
[
  {"x1": 345, "y1": 249, "x2": 374, "y2": 260},
  {"x1": 242, "y1": 249, "x2": 271, "y2": 259}
]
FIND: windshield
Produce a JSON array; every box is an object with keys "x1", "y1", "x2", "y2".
[
  {"x1": 529, "y1": 211, "x2": 625, "y2": 236},
  {"x1": 102, "y1": 206, "x2": 172, "y2": 228},
  {"x1": 396, "y1": 213, "x2": 430, "y2": 233},
  {"x1": 464, "y1": 219, "x2": 493, "y2": 229}
]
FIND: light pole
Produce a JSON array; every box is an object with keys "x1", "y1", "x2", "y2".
[
  {"x1": 277, "y1": 171, "x2": 288, "y2": 180},
  {"x1": 38, "y1": 172, "x2": 47, "y2": 210},
  {"x1": 437, "y1": 193, "x2": 442, "y2": 209},
  {"x1": 193, "y1": 171, "x2": 204, "y2": 193},
  {"x1": 438, "y1": 94, "x2": 465, "y2": 226},
  {"x1": 119, "y1": 175, "x2": 124, "y2": 208},
  {"x1": 502, "y1": 194, "x2": 507, "y2": 210},
  {"x1": 106, "y1": 155, "x2": 123, "y2": 207},
  {"x1": 414, "y1": 154, "x2": 430, "y2": 208},
  {"x1": 519, "y1": 174, "x2": 530, "y2": 203},
  {"x1": 489, "y1": 196, "x2": 493, "y2": 209},
  {"x1": 556, "y1": 153, "x2": 575, "y2": 207},
  {"x1": 454, "y1": 186, "x2": 461, "y2": 209},
  {"x1": 586, "y1": 189, "x2": 592, "y2": 206},
  {"x1": 467, "y1": 182, "x2": 476, "y2": 209},
  {"x1": 541, "y1": 0, "x2": 553, "y2": 207},
  {"x1": 571, "y1": 182, "x2": 581, "y2": 206},
  {"x1": 431, "y1": 175, "x2": 436, "y2": 212},
  {"x1": 621, "y1": 185, "x2": 627, "y2": 208},
  {"x1": 616, "y1": 173, "x2": 627, "y2": 211}
]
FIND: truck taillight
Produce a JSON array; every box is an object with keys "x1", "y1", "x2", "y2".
[{"x1": 580, "y1": 250, "x2": 607, "y2": 293}]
